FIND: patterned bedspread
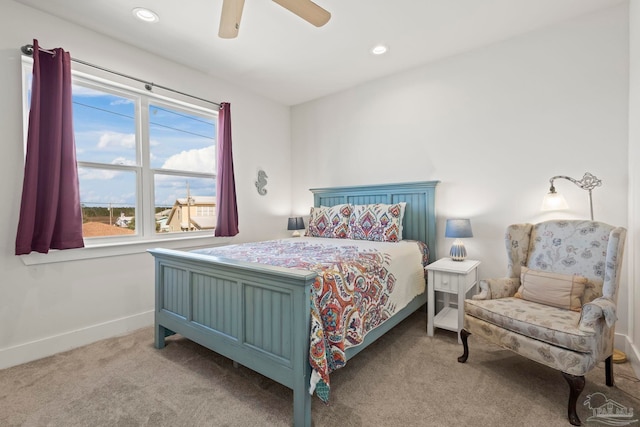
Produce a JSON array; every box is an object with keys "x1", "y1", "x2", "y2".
[{"x1": 192, "y1": 237, "x2": 428, "y2": 402}]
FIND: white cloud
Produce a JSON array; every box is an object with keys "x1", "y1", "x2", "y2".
[
  {"x1": 161, "y1": 145, "x2": 215, "y2": 173},
  {"x1": 110, "y1": 98, "x2": 134, "y2": 106},
  {"x1": 78, "y1": 167, "x2": 121, "y2": 180},
  {"x1": 98, "y1": 131, "x2": 136, "y2": 149},
  {"x1": 80, "y1": 188, "x2": 135, "y2": 206}
]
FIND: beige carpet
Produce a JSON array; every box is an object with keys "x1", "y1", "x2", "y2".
[{"x1": 1, "y1": 311, "x2": 638, "y2": 426}]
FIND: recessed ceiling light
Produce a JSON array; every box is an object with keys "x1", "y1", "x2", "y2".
[
  {"x1": 371, "y1": 45, "x2": 388, "y2": 55},
  {"x1": 132, "y1": 7, "x2": 159, "y2": 23}
]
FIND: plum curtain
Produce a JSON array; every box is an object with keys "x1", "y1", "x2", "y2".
[
  {"x1": 15, "y1": 40, "x2": 84, "y2": 255},
  {"x1": 214, "y1": 102, "x2": 239, "y2": 236}
]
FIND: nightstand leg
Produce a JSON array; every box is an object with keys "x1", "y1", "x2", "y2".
[
  {"x1": 457, "y1": 284, "x2": 464, "y2": 344},
  {"x1": 427, "y1": 271, "x2": 434, "y2": 336}
]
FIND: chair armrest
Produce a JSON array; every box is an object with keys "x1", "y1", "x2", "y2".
[
  {"x1": 579, "y1": 297, "x2": 617, "y2": 332},
  {"x1": 472, "y1": 277, "x2": 520, "y2": 300}
]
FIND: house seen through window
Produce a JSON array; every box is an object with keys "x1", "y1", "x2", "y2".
[{"x1": 23, "y1": 61, "x2": 217, "y2": 242}]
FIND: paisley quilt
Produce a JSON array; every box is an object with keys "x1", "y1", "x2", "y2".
[{"x1": 193, "y1": 237, "x2": 428, "y2": 402}]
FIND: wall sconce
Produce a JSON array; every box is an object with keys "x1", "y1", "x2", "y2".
[
  {"x1": 541, "y1": 172, "x2": 602, "y2": 220},
  {"x1": 445, "y1": 219, "x2": 473, "y2": 261},
  {"x1": 287, "y1": 217, "x2": 305, "y2": 237}
]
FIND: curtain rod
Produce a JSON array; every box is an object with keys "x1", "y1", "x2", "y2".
[{"x1": 20, "y1": 44, "x2": 221, "y2": 109}]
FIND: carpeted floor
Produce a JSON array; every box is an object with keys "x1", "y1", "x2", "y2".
[{"x1": 1, "y1": 311, "x2": 638, "y2": 426}]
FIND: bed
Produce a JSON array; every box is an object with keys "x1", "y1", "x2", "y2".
[{"x1": 148, "y1": 181, "x2": 438, "y2": 426}]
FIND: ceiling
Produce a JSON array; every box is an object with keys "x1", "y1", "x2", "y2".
[{"x1": 15, "y1": 0, "x2": 625, "y2": 106}]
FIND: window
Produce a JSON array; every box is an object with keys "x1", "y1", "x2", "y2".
[{"x1": 22, "y1": 60, "x2": 217, "y2": 247}]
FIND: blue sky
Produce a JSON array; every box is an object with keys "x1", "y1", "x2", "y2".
[{"x1": 71, "y1": 84, "x2": 216, "y2": 208}]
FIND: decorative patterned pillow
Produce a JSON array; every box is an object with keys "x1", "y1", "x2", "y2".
[
  {"x1": 305, "y1": 204, "x2": 352, "y2": 238},
  {"x1": 348, "y1": 202, "x2": 406, "y2": 242},
  {"x1": 514, "y1": 267, "x2": 588, "y2": 311}
]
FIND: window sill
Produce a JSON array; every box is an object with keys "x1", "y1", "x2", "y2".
[{"x1": 19, "y1": 233, "x2": 231, "y2": 266}]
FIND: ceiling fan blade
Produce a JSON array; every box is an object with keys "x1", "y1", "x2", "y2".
[
  {"x1": 272, "y1": 0, "x2": 331, "y2": 27},
  {"x1": 219, "y1": 0, "x2": 245, "y2": 38}
]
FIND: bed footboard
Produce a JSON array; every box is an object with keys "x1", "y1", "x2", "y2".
[{"x1": 148, "y1": 248, "x2": 317, "y2": 427}]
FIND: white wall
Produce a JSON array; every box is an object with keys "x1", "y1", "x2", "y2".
[
  {"x1": 628, "y1": 1, "x2": 640, "y2": 375},
  {"x1": 291, "y1": 6, "x2": 631, "y2": 336},
  {"x1": 0, "y1": 0, "x2": 293, "y2": 368}
]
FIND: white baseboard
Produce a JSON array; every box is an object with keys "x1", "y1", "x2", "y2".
[
  {"x1": 0, "y1": 310, "x2": 154, "y2": 370},
  {"x1": 615, "y1": 332, "x2": 640, "y2": 378},
  {"x1": 621, "y1": 336, "x2": 640, "y2": 379}
]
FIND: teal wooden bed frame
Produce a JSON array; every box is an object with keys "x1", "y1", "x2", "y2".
[{"x1": 148, "y1": 181, "x2": 438, "y2": 426}]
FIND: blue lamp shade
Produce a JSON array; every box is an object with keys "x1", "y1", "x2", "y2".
[
  {"x1": 445, "y1": 219, "x2": 473, "y2": 261},
  {"x1": 287, "y1": 217, "x2": 305, "y2": 237}
]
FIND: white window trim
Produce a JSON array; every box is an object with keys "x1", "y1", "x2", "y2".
[
  {"x1": 20, "y1": 234, "x2": 230, "y2": 265},
  {"x1": 19, "y1": 58, "x2": 225, "y2": 265}
]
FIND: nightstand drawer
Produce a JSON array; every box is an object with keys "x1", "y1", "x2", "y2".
[
  {"x1": 433, "y1": 272, "x2": 460, "y2": 293},
  {"x1": 432, "y1": 269, "x2": 477, "y2": 293}
]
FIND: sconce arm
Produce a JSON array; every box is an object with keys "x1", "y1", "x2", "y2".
[{"x1": 548, "y1": 172, "x2": 602, "y2": 192}]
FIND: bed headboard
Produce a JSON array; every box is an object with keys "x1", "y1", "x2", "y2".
[{"x1": 309, "y1": 181, "x2": 439, "y2": 260}]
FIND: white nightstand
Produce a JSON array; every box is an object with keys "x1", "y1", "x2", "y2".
[{"x1": 426, "y1": 258, "x2": 481, "y2": 343}]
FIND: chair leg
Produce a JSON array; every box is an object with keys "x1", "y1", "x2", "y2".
[
  {"x1": 457, "y1": 329, "x2": 471, "y2": 363},
  {"x1": 562, "y1": 372, "x2": 585, "y2": 426},
  {"x1": 605, "y1": 355, "x2": 614, "y2": 386}
]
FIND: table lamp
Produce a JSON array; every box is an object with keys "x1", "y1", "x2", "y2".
[
  {"x1": 287, "y1": 217, "x2": 305, "y2": 237},
  {"x1": 445, "y1": 218, "x2": 473, "y2": 261}
]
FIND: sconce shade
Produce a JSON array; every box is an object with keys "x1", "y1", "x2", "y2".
[
  {"x1": 541, "y1": 190, "x2": 569, "y2": 211},
  {"x1": 445, "y1": 219, "x2": 473, "y2": 261},
  {"x1": 445, "y1": 219, "x2": 473, "y2": 238},
  {"x1": 287, "y1": 217, "x2": 305, "y2": 230}
]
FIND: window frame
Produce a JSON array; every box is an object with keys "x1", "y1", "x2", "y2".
[{"x1": 19, "y1": 58, "x2": 227, "y2": 265}]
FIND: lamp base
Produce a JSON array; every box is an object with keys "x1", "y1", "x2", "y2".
[
  {"x1": 613, "y1": 348, "x2": 627, "y2": 364},
  {"x1": 291, "y1": 230, "x2": 301, "y2": 237},
  {"x1": 449, "y1": 240, "x2": 467, "y2": 261}
]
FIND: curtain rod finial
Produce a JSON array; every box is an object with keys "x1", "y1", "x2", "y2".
[{"x1": 21, "y1": 44, "x2": 34, "y2": 55}]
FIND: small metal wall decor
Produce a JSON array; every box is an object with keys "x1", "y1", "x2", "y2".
[{"x1": 255, "y1": 169, "x2": 268, "y2": 196}]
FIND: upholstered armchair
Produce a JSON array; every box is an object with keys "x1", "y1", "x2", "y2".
[{"x1": 458, "y1": 220, "x2": 626, "y2": 426}]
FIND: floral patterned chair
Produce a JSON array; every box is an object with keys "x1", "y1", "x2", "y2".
[{"x1": 458, "y1": 220, "x2": 626, "y2": 426}]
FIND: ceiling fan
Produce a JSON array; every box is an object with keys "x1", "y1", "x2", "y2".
[{"x1": 219, "y1": 0, "x2": 331, "y2": 38}]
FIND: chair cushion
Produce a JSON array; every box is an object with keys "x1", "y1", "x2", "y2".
[
  {"x1": 464, "y1": 297, "x2": 594, "y2": 353},
  {"x1": 515, "y1": 267, "x2": 587, "y2": 311}
]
